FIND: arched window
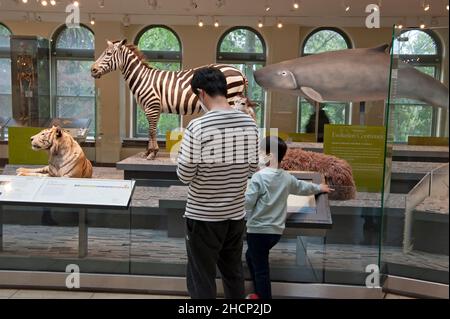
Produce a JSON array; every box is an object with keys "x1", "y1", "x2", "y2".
[
  {"x1": 298, "y1": 28, "x2": 352, "y2": 138},
  {"x1": 52, "y1": 25, "x2": 95, "y2": 136},
  {"x1": 217, "y1": 27, "x2": 266, "y2": 127},
  {"x1": 133, "y1": 25, "x2": 182, "y2": 138},
  {"x1": 0, "y1": 23, "x2": 12, "y2": 121},
  {"x1": 392, "y1": 29, "x2": 443, "y2": 142}
]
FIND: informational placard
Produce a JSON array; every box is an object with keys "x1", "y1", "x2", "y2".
[
  {"x1": 324, "y1": 125, "x2": 386, "y2": 192},
  {"x1": 0, "y1": 176, "x2": 135, "y2": 208},
  {"x1": 287, "y1": 195, "x2": 316, "y2": 214}
]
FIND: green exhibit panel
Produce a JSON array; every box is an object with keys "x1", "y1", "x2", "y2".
[
  {"x1": 324, "y1": 124, "x2": 387, "y2": 193},
  {"x1": 8, "y1": 127, "x2": 48, "y2": 165}
]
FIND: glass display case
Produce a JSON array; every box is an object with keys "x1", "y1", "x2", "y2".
[
  {"x1": 10, "y1": 36, "x2": 50, "y2": 126},
  {"x1": 381, "y1": 26, "x2": 449, "y2": 289}
]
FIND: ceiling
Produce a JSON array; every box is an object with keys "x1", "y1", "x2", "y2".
[{"x1": 0, "y1": 0, "x2": 448, "y2": 27}]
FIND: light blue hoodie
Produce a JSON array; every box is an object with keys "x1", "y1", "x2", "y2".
[{"x1": 245, "y1": 167, "x2": 322, "y2": 235}]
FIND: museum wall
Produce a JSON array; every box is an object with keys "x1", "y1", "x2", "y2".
[{"x1": 0, "y1": 20, "x2": 448, "y2": 163}]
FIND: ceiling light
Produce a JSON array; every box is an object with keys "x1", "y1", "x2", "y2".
[
  {"x1": 22, "y1": 0, "x2": 28, "y2": 3},
  {"x1": 190, "y1": 0, "x2": 198, "y2": 9},
  {"x1": 420, "y1": 22, "x2": 426, "y2": 28},
  {"x1": 89, "y1": 14, "x2": 95, "y2": 25},
  {"x1": 98, "y1": 0, "x2": 105, "y2": 8},
  {"x1": 447, "y1": 4, "x2": 449, "y2": 11},
  {"x1": 277, "y1": 19, "x2": 283, "y2": 28},
  {"x1": 293, "y1": 1, "x2": 299, "y2": 9},
  {"x1": 41, "y1": 0, "x2": 48, "y2": 6},
  {"x1": 265, "y1": 0, "x2": 271, "y2": 11},
  {"x1": 50, "y1": 0, "x2": 56, "y2": 6},
  {"x1": 197, "y1": 17, "x2": 204, "y2": 27},
  {"x1": 213, "y1": 17, "x2": 219, "y2": 27},
  {"x1": 73, "y1": 1, "x2": 79, "y2": 7},
  {"x1": 258, "y1": 18, "x2": 263, "y2": 28},
  {"x1": 423, "y1": 2, "x2": 430, "y2": 11}
]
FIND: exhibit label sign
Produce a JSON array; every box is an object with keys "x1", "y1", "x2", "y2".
[
  {"x1": 324, "y1": 125, "x2": 387, "y2": 192},
  {"x1": 0, "y1": 176, "x2": 135, "y2": 208}
]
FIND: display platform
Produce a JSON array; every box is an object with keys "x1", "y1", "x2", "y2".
[
  {"x1": 116, "y1": 153, "x2": 181, "y2": 185},
  {"x1": 116, "y1": 154, "x2": 446, "y2": 193},
  {"x1": 289, "y1": 142, "x2": 449, "y2": 163}
]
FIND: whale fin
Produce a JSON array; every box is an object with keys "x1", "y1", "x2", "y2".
[
  {"x1": 301, "y1": 87, "x2": 324, "y2": 102},
  {"x1": 370, "y1": 44, "x2": 390, "y2": 53}
]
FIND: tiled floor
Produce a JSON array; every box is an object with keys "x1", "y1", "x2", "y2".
[{"x1": 0, "y1": 289, "x2": 188, "y2": 299}]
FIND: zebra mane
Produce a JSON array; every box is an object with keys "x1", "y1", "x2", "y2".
[{"x1": 118, "y1": 42, "x2": 152, "y2": 69}]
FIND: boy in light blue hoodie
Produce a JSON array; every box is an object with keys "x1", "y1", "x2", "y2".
[{"x1": 245, "y1": 136, "x2": 333, "y2": 299}]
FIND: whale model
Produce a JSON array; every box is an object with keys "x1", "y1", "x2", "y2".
[{"x1": 254, "y1": 44, "x2": 449, "y2": 109}]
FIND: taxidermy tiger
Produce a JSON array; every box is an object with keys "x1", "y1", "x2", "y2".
[{"x1": 16, "y1": 126, "x2": 93, "y2": 178}]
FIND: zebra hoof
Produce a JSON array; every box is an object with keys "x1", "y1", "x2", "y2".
[{"x1": 146, "y1": 153, "x2": 156, "y2": 160}]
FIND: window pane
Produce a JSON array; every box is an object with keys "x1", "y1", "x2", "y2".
[
  {"x1": 299, "y1": 100, "x2": 315, "y2": 133},
  {"x1": 303, "y1": 30, "x2": 349, "y2": 55},
  {"x1": 134, "y1": 60, "x2": 181, "y2": 138},
  {"x1": 56, "y1": 96, "x2": 95, "y2": 134},
  {"x1": 138, "y1": 27, "x2": 180, "y2": 52},
  {"x1": 0, "y1": 24, "x2": 11, "y2": 48},
  {"x1": 56, "y1": 60, "x2": 95, "y2": 97},
  {"x1": 322, "y1": 103, "x2": 346, "y2": 124},
  {"x1": 394, "y1": 30, "x2": 438, "y2": 55},
  {"x1": 231, "y1": 63, "x2": 265, "y2": 127},
  {"x1": 393, "y1": 64, "x2": 438, "y2": 141},
  {"x1": 0, "y1": 94, "x2": 12, "y2": 118},
  {"x1": 0, "y1": 58, "x2": 11, "y2": 94},
  {"x1": 220, "y1": 29, "x2": 264, "y2": 54},
  {"x1": 393, "y1": 104, "x2": 433, "y2": 142},
  {"x1": 56, "y1": 26, "x2": 94, "y2": 50}
]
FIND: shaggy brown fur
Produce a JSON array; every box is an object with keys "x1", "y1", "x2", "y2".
[
  {"x1": 281, "y1": 148, "x2": 356, "y2": 200},
  {"x1": 16, "y1": 126, "x2": 93, "y2": 178}
]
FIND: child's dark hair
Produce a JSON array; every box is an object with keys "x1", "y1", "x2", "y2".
[
  {"x1": 191, "y1": 67, "x2": 228, "y2": 97},
  {"x1": 261, "y1": 136, "x2": 288, "y2": 163}
]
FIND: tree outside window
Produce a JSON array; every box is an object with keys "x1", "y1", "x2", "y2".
[
  {"x1": 299, "y1": 28, "x2": 352, "y2": 135},
  {"x1": 53, "y1": 25, "x2": 96, "y2": 136},
  {"x1": 0, "y1": 23, "x2": 12, "y2": 119},
  {"x1": 217, "y1": 27, "x2": 266, "y2": 127},
  {"x1": 134, "y1": 26, "x2": 182, "y2": 138},
  {"x1": 392, "y1": 29, "x2": 442, "y2": 142}
]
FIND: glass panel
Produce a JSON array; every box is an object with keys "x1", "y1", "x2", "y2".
[
  {"x1": 138, "y1": 27, "x2": 181, "y2": 52},
  {"x1": 0, "y1": 205, "x2": 130, "y2": 275},
  {"x1": 393, "y1": 30, "x2": 438, "y2": 55},
  {"x1": 381, "y1": 26, "x2": 449, "y2": 285},
  {"x1": 303, "y1": 29, "x2": 350, "y2": 55},
  {"x1": 56, "y1": 60, "x2": 96, "y2": 135},
  {"x1": 56, "y1": 26, "x2": 94, "y2": 50},
  {"x1": 219, "y1": 29, "x2": 264, "y2": 54},
  {"x1": 391, "y1": 30, "x2": 441, "y2": 142},
  {"x1": 0, "y1": 58, "x2": 12, "y2": 119},
  {"x1": 0, "y1": 24, "x2": 11, "y2": 48}
]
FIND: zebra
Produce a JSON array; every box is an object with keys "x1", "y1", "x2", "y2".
[{"x1": 91, "y1": 39, "x2": 251, "y2": 160}]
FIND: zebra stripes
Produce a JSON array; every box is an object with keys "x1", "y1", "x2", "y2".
[{"x1": 91, "y1": 39, "x2": 248, "y2": 159}]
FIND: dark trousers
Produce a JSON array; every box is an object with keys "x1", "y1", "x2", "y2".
[
  {"x1": 245, "y1": 233, "x2": 282, "y2": 299},
  {"x1": 185, "y1": 218, "x2": 245, "y2": 299}
]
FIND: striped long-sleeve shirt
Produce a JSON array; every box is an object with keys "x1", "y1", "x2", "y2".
[{"x1": 177, "y1": 109, "x2": 259, "y2": 222}]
